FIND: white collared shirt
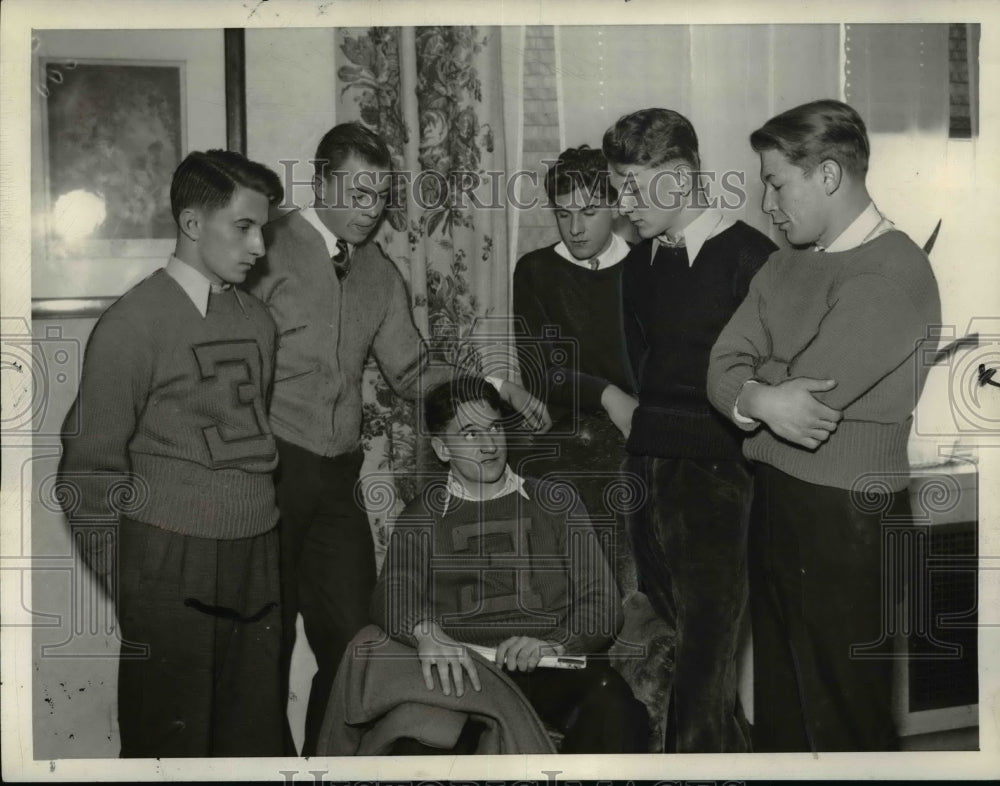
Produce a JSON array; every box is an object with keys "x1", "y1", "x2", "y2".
[
  {"x1": 817, "y1": 201, "x2": 894, "y2": 252},
  {"x1": 299, "y1": 205, "x2": 349, "y2": 257},
  {"x1": 442, "y1": 465, "x2": 529, "y2": 514},
  {"x1": 553, "y1": 232, "x2": 631, "y2": 271},
  {"x1": 651, "y1": 208, "x2": 734, "y2": 267},
  {"x1": 165, "y1": 255, "x2": 229, "y2": 318}
]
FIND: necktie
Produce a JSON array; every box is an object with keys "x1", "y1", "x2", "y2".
[
  {"x1": 656, "y1": 232, "x2": 686, "y2": 249},
  {"x1": 332, "y1": 238, "x2": 351, "y2": 280},
  {"x1": 588, "y1": 256, "x2": 600, "y2": 271}
]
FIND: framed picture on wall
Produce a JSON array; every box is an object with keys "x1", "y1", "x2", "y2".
[
  {"x1": 39, "y1": 58, "x2": 185, "y2": 256},
  {"x1": 30, "y1": 29, "x2": 231, "y2": 306}
]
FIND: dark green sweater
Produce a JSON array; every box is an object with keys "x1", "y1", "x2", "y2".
[
  {"x1": 59, "y1": 270, "x2": 279, "y2": 538},
  {"x1": 371, "y1": 477, "x2": 622, "y2": 653}
]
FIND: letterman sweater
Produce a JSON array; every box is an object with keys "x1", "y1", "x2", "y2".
[
  {"x1": 622, "y1": 220, "x2": 776, "y2": 459},
  {"x1": 247, "y1": 210, "x2": 452, "y2": 458},
  {"x1": 708, "y1": 230, "x2": 941, "y2": 491},
  {"x1": 59, "y1": 270, "x2": 279, "y2": 538},
  {"x1": 371, "y1": 477, "x2": 622, "y2": 653}
]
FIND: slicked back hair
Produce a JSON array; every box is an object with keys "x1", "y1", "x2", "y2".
[
  {"x1": 170, "y1": 149, "x2": 283, "y2": 223},
  {"x1": 313, "y1": 122, "x2": 393, "y2": 178},
  {"x1": 750, "y1": 99, "x2": 870, "y2": 177},
  {"x1": 602, "y1": 108, "x2": 701, "y2": 170}
]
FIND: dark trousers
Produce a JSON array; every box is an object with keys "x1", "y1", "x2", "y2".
[
  {"x1": 509, "y1": 661, "x2": 650, "y2": 752},
  {"x1": 623, "y1": 455, "x2": 752, "y2": 753},
  {"x1": 391, "y1": 662, "x2": 650, "y2": 754},
  {"x1": 274, "y1": 438, "x2": 376, "y2": 756},
  {"x1": 750, "y1": 464, "x2": 903, "y2": 752},
  {"x1": 116, "y1": 516, "x2": 283, "y2": 758}
]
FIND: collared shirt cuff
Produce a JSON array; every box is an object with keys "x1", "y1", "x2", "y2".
[
  {"x1": 733, "y1": 379, "x2": 760, "y2": 424},
  {"x1": 484, "y1": 375, "x2": 505, "y2": 392}
]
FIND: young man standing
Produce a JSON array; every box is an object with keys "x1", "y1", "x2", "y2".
[
  {"x1": 708, "y1": 99, "x2": 941, "y2": 751},
  {"x1": 512, "y1": 145, "x2": 637, "y2": 591},
  {"x1": 603, "y1": 108, "x2": 777, "y2": 752},
  {"x1": 247, "y1": 122, "x2": 549, "y2": 755},
  {"x1": 369, "y1": 376, "x2": 649, "y2": 754},
  {"x1": 59, "y1": 150, "x2": 286, "y2": 757}
]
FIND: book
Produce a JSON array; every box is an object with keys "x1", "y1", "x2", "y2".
[{"x1": 464, "y1": 643, "x2": 587, "y2": 670}]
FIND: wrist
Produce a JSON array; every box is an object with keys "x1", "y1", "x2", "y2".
[
  {"x1": 412, "y1": 619, "x2": 440, "y2": 642},
  {"x1": 547, "y1": 641, "x2": 566, "y2": 656},
  {"x1": 599, "y1": 383, "x2": 618, "y2": 409},
  {"x1": 737, "y1": 379, "x2": 765, "y2": 421}
]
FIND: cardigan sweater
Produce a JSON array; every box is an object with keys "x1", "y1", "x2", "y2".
[
  {"x1": 512, "y1": 243, "x2": 634, "y2": 424},
  {"x1": 707, "y1": 230, "x2": 941, "y2": 491},
  {"x1": 59, "y1": 270, "x2": 279, "y2": 538},
  {"x1": 246, "y1": 210, "x2": 451, "y2": 458},
  {"x1": 622, "y1": 220, "x2": 776, "y2": 459},
  {"x1": 371, "y1": 477, "x2": 622, "y2": 654}
]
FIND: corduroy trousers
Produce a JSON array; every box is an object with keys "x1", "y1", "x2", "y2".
[{"x1": 623, "y1": 455, "x2": 753, "y2": 752}]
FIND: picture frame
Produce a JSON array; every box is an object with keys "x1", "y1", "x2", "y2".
[
  {"x1": 39, "y1": 57, "x2": 186, "y2": 254},
  {"x1": 29, "y1": 29, "x2": 240, "y2": 312}
]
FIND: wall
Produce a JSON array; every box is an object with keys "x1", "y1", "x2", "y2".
[
  {"x1": 30, "y1": 30, "x2": 226, "y2": 300},
  {"x1": 245, "y1": 28, "x2": 339, "y2": 212}
]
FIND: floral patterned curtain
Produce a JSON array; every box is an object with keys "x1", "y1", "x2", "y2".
[{"x1": 335, "y1": 27, "x2": 512, "y2": 564}]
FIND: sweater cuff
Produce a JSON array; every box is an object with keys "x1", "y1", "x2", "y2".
[{"x1": 577, "y1": 372, "x2": 612, "y2": 412}]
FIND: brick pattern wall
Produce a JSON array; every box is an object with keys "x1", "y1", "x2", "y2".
[
  {"x1": 517, "y1": 26, "x2": 562, "y2": 260},
  {"x1": 948, "y1": 23, "x2": 973, "y2": 139}
]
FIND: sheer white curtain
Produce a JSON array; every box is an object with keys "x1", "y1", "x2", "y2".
[{"x1": 557, "y1": 24, "x2": 841, "y2": 241}]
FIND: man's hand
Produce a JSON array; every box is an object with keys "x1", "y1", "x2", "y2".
[
  {"x1": 601, "y1": 384, "x2": 639, "y2": 438},
  {"x1": 738, "y1": 377, "x2": 843, "y2": 450},
  {"x1": 497, "y1": 380, "x2": 552, "y2": 434},
  {"x1": 413, "y1": 621, "x2": 481, "y2": 697},
  {"x1": 494, "y1": 636, "x2": 565, "y2": 673}
]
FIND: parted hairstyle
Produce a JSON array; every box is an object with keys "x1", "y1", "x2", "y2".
[
  {"x1": 749, "y1": 99, "x2": 870, "y2": 177},
  {"x1": 424, "y1": 375, "x2": 505, "y2": 436},
  {"x1": 602, "y1": 108, "x2": 701, "y2": 170},
  {"x1": 170, "y1": 149, "x2": 284, "y2": 223},
  {"x1": 545, "y1": 145, "x2": 617, "y2": 204},
  {"x1": 313, "y1": 122, "x2": 393, "y2": 178}
]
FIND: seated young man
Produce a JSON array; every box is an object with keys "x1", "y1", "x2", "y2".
[
  {"x1": 512, "y1": 144, "x2": 638, "y2": 592},
  {"x1": 369, "y1": 376, "x2": 650, "y2": 754}
]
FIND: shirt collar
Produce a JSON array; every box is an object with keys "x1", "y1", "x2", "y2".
[
  {"x1": 553, "y1": 232, "x2": 630, "y2": 270},
  {"x1": 443, "y1": 465, "x2": 529, "y2": 514},
  {"x1": 818, "y1": 202, "x2": 894, "y2": 252},
  {"x1": 651, "y1": 208, "x2": 733, "y2": 267},
  {"x1": 165, "y1": 256, "x2": 229, "y2": 318},
  {"x1": 299, "y1": 205, "x2": 347, "y2": 257}
]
